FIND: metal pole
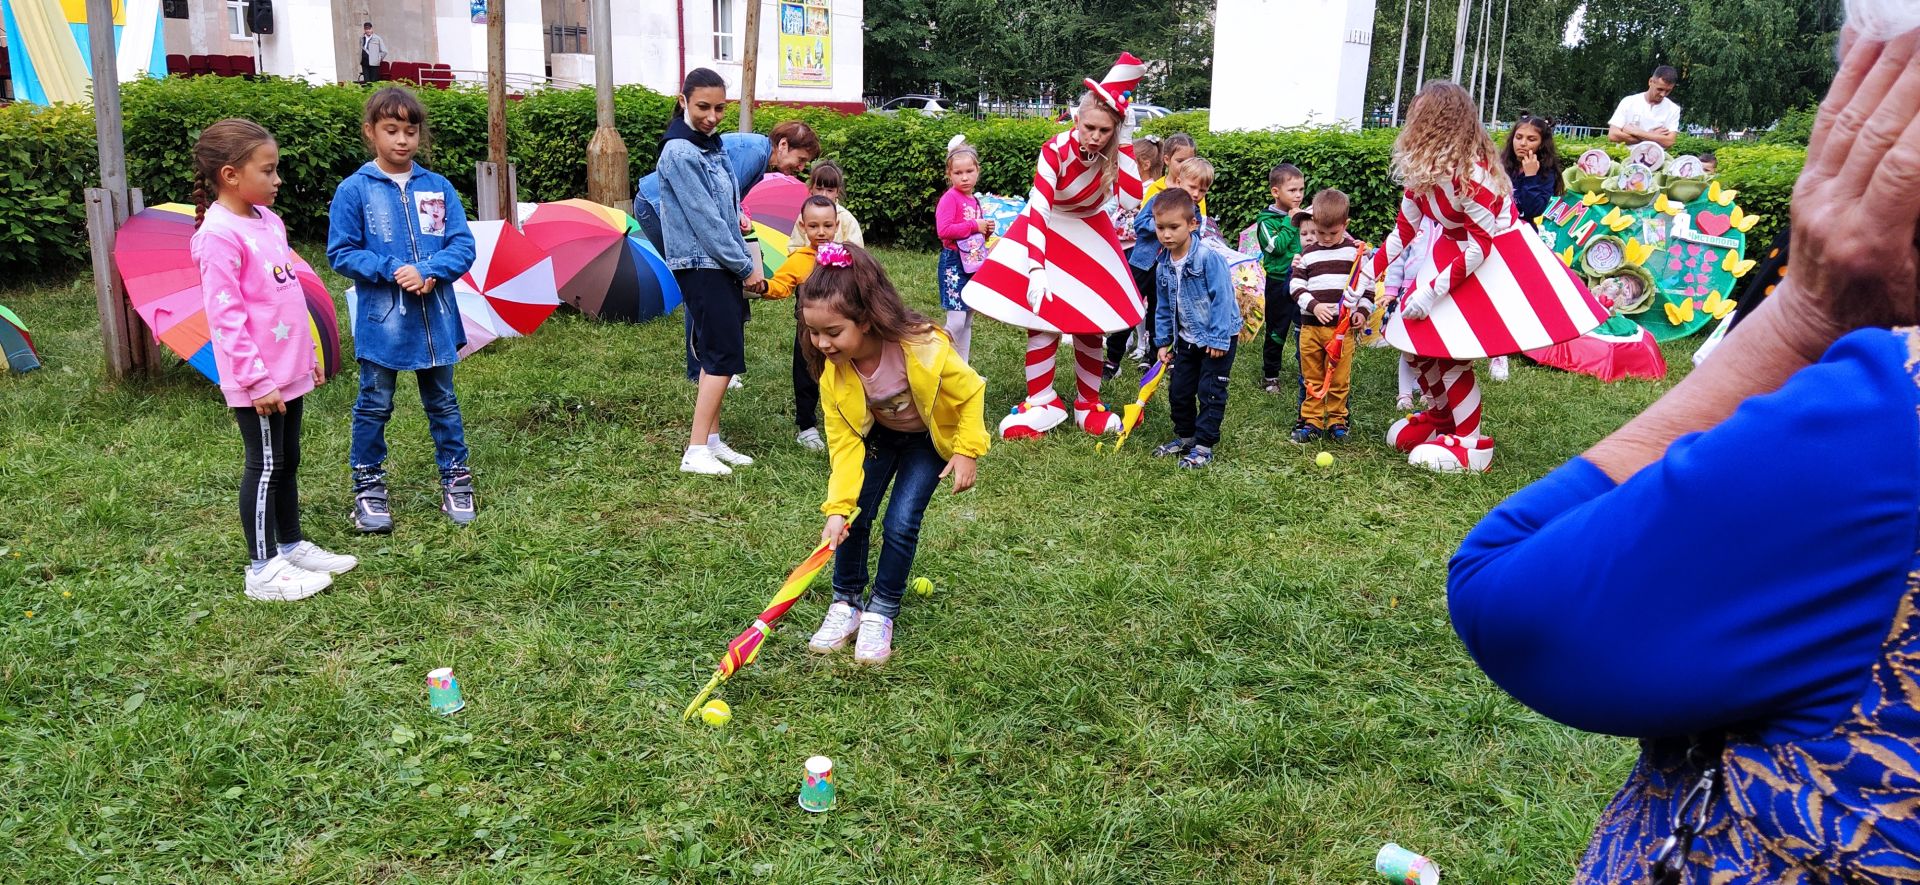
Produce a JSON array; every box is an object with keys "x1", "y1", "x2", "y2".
[
  {"x1": 1413, "y1": 0, "x2": 1430, "y2": 107},
  {"x1": 739, "y1": 0, "x2": 762, "y2": 132},
  {"x1": 586, "y1": 0, "x2": 631, "y2": 211},
  {"x1": 1391, "y1": 0, "x2": 1412, "y2": 126},
  {"x1": 1476, "y1": 0, "x2": 1492, "y2": 110},
  {"x1": 1451, "y1": 0, "x2": 1470, "y2": 83},
  {"x1": 1490, "y1": 0, "x2": 1510, "y2": 126}
]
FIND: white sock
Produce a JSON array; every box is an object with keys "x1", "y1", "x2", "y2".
[
  {"x1": 687, "y1": 443, "x2": 710, "y2": 455},
  {"x1": 707, "y1": 433, "x2": 723, "y2": 448}
]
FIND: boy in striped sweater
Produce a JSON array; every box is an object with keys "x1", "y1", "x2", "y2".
[{"x1": 1290, "y1": 189, "x2": 1372, "y2": 443}]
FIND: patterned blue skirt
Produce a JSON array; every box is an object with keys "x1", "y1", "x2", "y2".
[{"x1": 938, "y1": 247, "x2": 973, "y2": 312}]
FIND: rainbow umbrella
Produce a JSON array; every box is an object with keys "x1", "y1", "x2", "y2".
[
  {"x1": 680, "y1": 517, "x2": 855, "y2": 721},
  {"x1": 0, "y1": 304, "x2": 40, "y2": 373},
  {"x1": 1104, "y1": 354, "x2": 1169, "y2": 454},
  {"x1": 743, "y1": 173, "x2": 810, "y2": 276},
  {"x1": 520, "y1": 199, "x2": 681, "y2": 322},
  {"x1": 455, "y1": 220, "x2": 560, "y2": 357},
  {"x1": 112, "y1": 203, "x2": 341, "y2": 383}
]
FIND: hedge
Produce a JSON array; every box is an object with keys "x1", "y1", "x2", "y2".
[{"x1": 0, "y1": 76, "x2": 1802, "y2": 279}]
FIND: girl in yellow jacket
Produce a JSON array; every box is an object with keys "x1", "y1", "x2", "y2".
[{"x1": 797, "y1": 243, "x2": 989, "y2": 665}]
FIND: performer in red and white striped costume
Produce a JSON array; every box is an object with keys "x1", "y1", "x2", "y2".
[
  {"x1": 1354, "y1": 82, "x2": 1607, "y2": 473},
  {"x1": 963, "y1": 53, "x2": 1146, "y2": 439}
]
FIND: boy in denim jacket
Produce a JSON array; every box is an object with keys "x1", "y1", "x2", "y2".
[
  {"x1": 1147, "y1": 188, "x2": 1241, "y2": 469},
  {"x1": 327, "y1": 88, "x2": 478, "y2": 531}
]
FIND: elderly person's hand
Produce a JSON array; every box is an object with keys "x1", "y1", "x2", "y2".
[{"x1": 1777, "y1": 27, "x2": 1920, "y2": 359}]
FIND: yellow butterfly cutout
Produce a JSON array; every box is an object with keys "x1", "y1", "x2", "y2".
[
  {"x1": 1730, "y1": 207, "x2": 1760, "y2": 233},
  {"x1": 1708, "y1": 180, "x2": 1722, "y2": 204},
  {"x1": 1722, "y1": 251, "x2": 1757, "y2": 278},
  {"x1": 1624, "y1": 238, "x2": 1655, "y2": 266},
  {"x1": 1665, "y1": 298, "x2": 1697, "y2": 325},
  {"x1": 1701, "y1": 290, "x2": 1738, "y2": 319},
  {"x1": 1600, "y1": 207, "x2": 1633, "y2": 232},
  {"x1": 1581, "y1": 191, "x2": 1607, "y2": 207},
  {"x1": 1654, "y1": 193, "x2": 1676, "y2": 215},
  {"x1": 1558, "y1": 245, "x2": 1576, "y2": 267}
]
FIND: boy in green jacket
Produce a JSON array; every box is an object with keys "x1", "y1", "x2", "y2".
[{"x1": 1255, "y1": 163, "x2": 1306, "y2": 394}]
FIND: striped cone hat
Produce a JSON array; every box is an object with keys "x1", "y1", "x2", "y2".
[{"x1": 1084, "y1": 52, "x2": 1145, "y2": 117}]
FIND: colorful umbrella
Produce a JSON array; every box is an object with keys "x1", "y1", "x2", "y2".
[
  {"x1": 680, "y1": 519, "x2": 854, "y2": 721},
  {"x1": 1103, "y1": 354, "x2": 1170, "y2": 454},
  {"x1": 1524, "y1": 315, "x2": 1669, "y2": 382},
  {"x1": 743, "y1": 173, "x2": 809, "y2": 276},
  {"x1": 112, "y1": 203, "x2": 341, "y2": 384},
  {"x1": 520, "y1": 199, "x2": 681, "y2": 322},
  {"x1": 0, "y1": 304, "x2": 41, "y2": 374},
  {"x1": 454, "y1": 220, "x2": 560, "y2": 357}
]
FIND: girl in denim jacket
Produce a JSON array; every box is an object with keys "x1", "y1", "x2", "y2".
[
  {"x1": 660, "y1": 68, "x2": 769, "y2": 476},
  {"x1": 327, "y1": 87, "x2": 478, "y2": 531}
]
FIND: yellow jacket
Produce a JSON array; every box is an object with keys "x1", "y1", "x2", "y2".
[
  {"x1": 767, "y1": 246, "x2": 816, "y2": 300},
  {"x1": 820, "y1": 333, "x2": 990, "y2": 517},
  {"x1": 1142, "y1": 176, "x2": 1209, "y2": 217}
]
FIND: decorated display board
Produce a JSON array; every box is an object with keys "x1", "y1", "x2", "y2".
[
  {"x1": 777, "y1": 0, "x2": 832, "y2": 88},
  {"x1": 1537, "y1": 146, "x2": 1762, "y2": 342}
]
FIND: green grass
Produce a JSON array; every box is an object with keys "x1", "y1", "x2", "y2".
[{"x1": 0, "y1": 247, "x2": 1695, "y2": 883}]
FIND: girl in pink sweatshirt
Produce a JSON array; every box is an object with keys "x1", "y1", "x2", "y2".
[
  {"x1": 935, "y1": 135, "x2": 995, "y2": 361},
  {"x1": 190, "y1": 118, "x2": 358, "y2": 602}
]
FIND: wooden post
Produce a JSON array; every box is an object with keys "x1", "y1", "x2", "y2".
[
  {"x1": 86, "y1": 0, "x2": 156, "y2": 378},
  {"x1": 738, "y1": 0, "x2": 761, "y2": 132},
  {"x1": 486, "y1": 0, "x2": 513, "y2": 223},
  {"x1": 586, "y1": 0, "x2": 631, "y2": 212}
]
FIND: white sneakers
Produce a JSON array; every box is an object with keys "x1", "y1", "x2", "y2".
[
  {"x1": 853, "y1": 612, "x2": 894, "y2": 665},
  {"x1": 681, "y1": 445, "x2": 732, "y2": 475},
  {"x1": 808, "y1": 603, "x2": 894, "y2": 665},
  {"x1": 796, "y1": 427, "x2": 826, "y2": 451},
  {"x1": 707, "y1": 436, "x2": 754, "y2": 467},
  {"x1": 809, "y1": 601, "x2": 860, "y2": 652},
  {"x1": 282, "y1": 541, "x2": 358, "y2": 575},
  {"x1": 244, "y1": 556, "x2": 332, "y2": 602},
  {"x1": 1489, "y1": 355, "x2": 1511, "y2": 382}
]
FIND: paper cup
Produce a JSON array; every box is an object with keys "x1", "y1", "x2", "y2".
[
  {"x1": 1375, "y1": 843, "x2": 1439, "y2": 884},
  {"x1": 798, "y1": 755, "x2": 835, "y2": 813},
  {"x1": 426, "y1": 667, "x2": 465, "y2": 715}
]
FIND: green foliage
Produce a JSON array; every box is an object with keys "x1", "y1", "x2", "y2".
[
  {"x1": 513, "y1": 85, "x2": 676, "y2": 204},
  {"x1": 1760, "y1": 104, "x2": 1816, "y2": 145},
  {"x1": 0, "y1": 103, "x2": 96, "y2": 278}
]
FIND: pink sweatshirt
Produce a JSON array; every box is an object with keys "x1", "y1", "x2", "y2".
[
  {"x1": 935, "y1": 187, "x2": 983, "y2": 251},
  {"x1": 192, "y1": 203, "x2": 317, "y2": 408}
]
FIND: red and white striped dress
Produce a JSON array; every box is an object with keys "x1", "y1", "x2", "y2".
[
  {"x1": 1368, "y1": 162, "x2": 1608, "y2": 360},
  {"x1": 962, "y1": 130, "x2": 1143, "y2": 335}
]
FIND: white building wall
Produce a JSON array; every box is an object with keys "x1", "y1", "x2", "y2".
[
  {"x1": 433, "y1": 0, "x2": 544, "y2": 84},
  {"x1": 1211, "y1": 0, "x2": 1374, "y2": 131},
  {"x1": 255, "y1": 0, "x2": 337, "y2": 84}
]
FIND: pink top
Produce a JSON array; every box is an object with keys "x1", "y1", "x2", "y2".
[
  {"x1": 935, "y1": 187, "x2": 983, "y2": 252},
  {"x1": 855, "y1": 345, "x2": 925, "y2": 432},
  {"x1": 192, "y1": 203, "x2": 316, "y2": 408}
]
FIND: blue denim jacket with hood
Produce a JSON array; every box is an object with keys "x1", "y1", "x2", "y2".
[
  {"x1": 656, "y1": 117, "x2": 756, "y2": 278},
  {"x1": 1153, "y1": 234, "x2": 1241, "y2": 352},
  {"x1": 635, "y1": 132, "x2": 772, "y2": 213},
  {"x1": 327, "y1": 161, "x2": 476, "y2": 370}
]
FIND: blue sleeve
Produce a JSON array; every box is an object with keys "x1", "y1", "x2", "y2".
[
  {"x1": 419, "y1": 178, "x2": 476, "y2": 283},
  {"x1": 326, "y1": 180, "x2": 397, "y2": 284},
  {"x1": 725, "y1": 133, "x2": 772, "y2": 193},
  {"x1": 1129, "y1": 196, "x2": 1162, "y2": 270},
  {"x1": 1203, "y1": 254, "x2": 1239, "y2": 349},
  {"x1": 635, "y1": 171, "x2": 661, "y2": 208},
  {"x1": 1514, "y1": 173, "x2": 1554, "y2": 223},
  {"x1": 1450, "y1": 328, "x2": 1920, "y2": 742},
  {"x1": 1153, "y1": 264, "x2": 1174, "y2": 348}
]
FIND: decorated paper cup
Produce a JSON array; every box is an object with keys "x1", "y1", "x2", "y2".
[
  {"x1": 1375, "y1": 843, "x2": 1440, "y2": 884},
  {"x1": 426, "y1": 667, "x2": 465, "y2": 715},
  {"x1": 798, "y1": 755, "x2": 836, "y2": 813}
]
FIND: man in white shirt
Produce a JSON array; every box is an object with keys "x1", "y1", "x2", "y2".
[
  {"x1": 1608, "y1": 65, "x2": 1681, "y2": 148},
  {"x1": 360, "y1": 23, "x2": 387, "y2": 85}
]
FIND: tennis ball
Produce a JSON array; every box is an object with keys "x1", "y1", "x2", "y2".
[
  {"x1": 1316, "y1": 451, "x2": 1335, "y2": 468},
  {"x1": 700, "y1": 699, "x2": 732, "y2": 727},
  {"x1": 911, "y1": 576, "x2": 934, "y2": 597}
]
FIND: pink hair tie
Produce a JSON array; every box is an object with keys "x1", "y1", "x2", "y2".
[{"x1": 817, "y1": 242, "x2": 853, "y2": 267}]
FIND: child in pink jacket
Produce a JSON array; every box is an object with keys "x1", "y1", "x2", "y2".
[{"x1": 190, "y1": 118, "x2": 358, "y2": 602}]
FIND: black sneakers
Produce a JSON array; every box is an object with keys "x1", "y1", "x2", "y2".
[
  {"x1": 353, "y1": 485, "x2": 394, "y2": 534},
  {"x1": 441, "y1": 473, "x2": 477, "y2": 526}
]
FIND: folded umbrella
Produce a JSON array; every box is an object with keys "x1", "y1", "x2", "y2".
[{"x1": 0, "y1": 304, "x2": 41, "y2": 373}]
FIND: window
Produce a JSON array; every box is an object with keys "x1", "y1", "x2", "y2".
[
  {"x1": 226, "y1": 0, "x2": 251, "y2": 39},
  {"x1": 712, "y1": 0, "x2": 734, "y2": 61}
]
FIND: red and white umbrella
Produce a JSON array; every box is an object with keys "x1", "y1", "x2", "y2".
[{"x1": 456, "y1": 220, "x2": 560, "y2": 357}]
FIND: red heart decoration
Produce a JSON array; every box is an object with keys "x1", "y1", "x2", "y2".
[{"x1": 1696, "y1": 212, "x2": 1733, "y2": 237}]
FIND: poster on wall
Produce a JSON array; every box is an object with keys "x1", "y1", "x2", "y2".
[
  {"x1": 777, "y1": 0, "x2": 830, "y2": 88},
  {"x1": 470, "y1": 0, "x2": 488, "y2": 23}
]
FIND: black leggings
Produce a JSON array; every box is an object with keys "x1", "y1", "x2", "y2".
[
  {"x1": 234, "y1": 398, "x2": 305, "y2": 562},
  {"x1": 793, "y1": 319, "x2": 821, "y2": 431}
]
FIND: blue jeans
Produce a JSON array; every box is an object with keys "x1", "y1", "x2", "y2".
[
  {"x1": 350, "y1": 359, "x2": 470, "y2": 487},
  {"x1": 832, "y1": 426, "x2": 946, "y2": 620}
]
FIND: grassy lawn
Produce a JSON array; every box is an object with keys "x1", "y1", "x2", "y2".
[{"x1": 0, "y1": 246, "x2": 1694, "y2": 883}]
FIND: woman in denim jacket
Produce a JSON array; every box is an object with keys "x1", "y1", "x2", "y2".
[
  {"x1": 326, "y1": 87, "x2": 478, "y2": 532},
  {"x1": 660, "y1": 68, "x2": 769, "y2": 476}
]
